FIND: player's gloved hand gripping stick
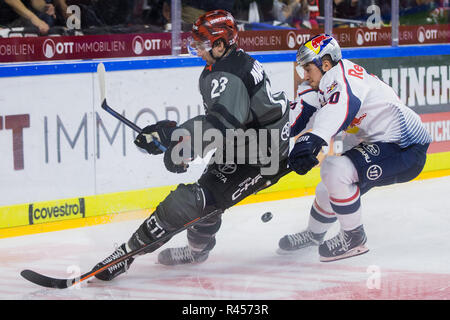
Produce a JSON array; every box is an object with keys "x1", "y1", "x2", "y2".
[
  {"x1": 289, "y1": 132, "x2": 327, "y2": 175},
  {"x1": 96, "y1": 62, "x2": 167, "y2": 152},
  {"x1": 98, "y1": 62, "x2": 188, "y2": 172}
]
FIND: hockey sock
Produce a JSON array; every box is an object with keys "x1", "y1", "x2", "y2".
[
  {"x1": 329, "y1": 185, "x2": 363, "y2": 231},
  {"x1": 307, "y1": 182, "x2": 337, "y2": 234}
]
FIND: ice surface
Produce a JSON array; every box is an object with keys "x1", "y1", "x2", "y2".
[{"x1": 0, "y1": 176, "x2": 449, "y2": 300}]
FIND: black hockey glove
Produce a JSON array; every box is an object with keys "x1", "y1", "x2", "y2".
[
  {"x1": 134, "y1": 120, "x2": 178, "y2": 155},
  {"x1": 289, "y1": 132, "x2": 327, "y2": 175},
  {"x1": 163, "y1": 141, "x2": 189, "y2": 174}
]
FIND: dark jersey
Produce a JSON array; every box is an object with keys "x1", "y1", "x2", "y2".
[{"x1": 180, "y1": 47, "x2": 290, "y2": 167}]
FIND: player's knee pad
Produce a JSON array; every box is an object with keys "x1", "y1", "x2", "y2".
[
  {"x1": 187, "y1": 214, "x2": 222, "y2": 253},
  {"x1": 154, "y1": 183, "x2": 221, "y2": 231},
  {"x1": 127, "y1": 183, "x2": 217, "y2": 254},
  {"x1": 314, "y1": 182, "x2": 334, "y2": 213},
  {"x1": 320, "y1": 156, "x2": 358, "y2": 191},
  {"x1": 127, "y1": 214, "x2": 169, "y2": 254},
  {"x1": 189, "y1": 214, "x2": 222, "y2": 235},
  {"x1": 128, "y1": 184, "x2": 220, "y2": 253},
  {"x1": 315, "y1": 181, "x2": 329, "y2": 204}
]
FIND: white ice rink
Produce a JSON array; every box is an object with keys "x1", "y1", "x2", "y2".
[{"x1": 1, "y1": 176, "x2": 449, "y2": 300}]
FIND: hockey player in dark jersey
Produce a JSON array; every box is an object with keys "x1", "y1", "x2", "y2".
[{"x1": 93, "y1": 10, "x2": 292, "y2": 281}]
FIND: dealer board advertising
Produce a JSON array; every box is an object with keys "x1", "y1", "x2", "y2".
[{"x1": 1, "y1": 25, "x2": 449, "y2": 63}]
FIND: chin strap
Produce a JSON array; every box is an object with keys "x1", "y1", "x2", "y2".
[{"x1": 209, "y1": 44, "x2": 233, "y2": 62}]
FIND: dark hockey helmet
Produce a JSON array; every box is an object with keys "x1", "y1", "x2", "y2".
[
  {"x1": 296, "y1": 34, "x2": 342, "y2": 69},
  {"x1": 188, "y1": 10, "x2": 238, "y2": 55}
]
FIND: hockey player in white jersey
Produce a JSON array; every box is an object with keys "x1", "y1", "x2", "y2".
[{"x1": 279, "y1": 34, "x2": 431, "y2": 262}]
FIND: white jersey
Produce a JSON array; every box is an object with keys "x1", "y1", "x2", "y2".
[
  {"x1": 289, "y1": 82, "x2": 320, "y2": 137},
  {"x1": 290, "y1": 59, "x2": 431, "y2": 149}
]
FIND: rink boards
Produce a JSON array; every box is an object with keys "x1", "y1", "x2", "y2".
[{"x1": 1, "y1": 45, "x2": 450, "y2": 237}]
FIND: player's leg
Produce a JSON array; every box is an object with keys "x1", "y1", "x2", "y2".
[
  {"x1": 278, "y1": 181, "x2": 337, "y2": 253},
  {"x1": 158, "y1": 161, "x2": 292, "y2": 265},
  {"x1": 346, "y1": 142, "x2": 429, "y2": 193},
  {"x1": 95, "y1": 159, "x2": 291, "y2": 277},
  {"x1": 156, "y1": 164, "x2": 234, "y2": 266},
  {"x1": 157, "y1": 212, "x2": 222, "y2": 265},
  {"x1": 318, "y1": 142, "x2": 429, "y2": 262},
  {"x1": 94, "y1": 182, "x2": 220, "y2": 280},
  {"x1": 318, "y1": 155, "x2": 368, "y2": 262}
]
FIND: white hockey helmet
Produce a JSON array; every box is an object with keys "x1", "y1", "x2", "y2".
[{"x1": 296, "y1": 34, "x2": 342, "y2": 69}]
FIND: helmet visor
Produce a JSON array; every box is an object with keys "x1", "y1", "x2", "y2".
[
  {"x1": 187, "y1": 37, "x2": 212, "y2": 56},
  {"x1": 295, "y1": 64, "x2": 304, "y2": 79}
]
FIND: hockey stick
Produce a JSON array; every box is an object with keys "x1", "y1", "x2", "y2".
[
  {"x1": 96, "y1": 63, "x2": 166, "y2": 152},
  {"x1": 21, "y1": 209, "x2": 222, "y2": 289}
]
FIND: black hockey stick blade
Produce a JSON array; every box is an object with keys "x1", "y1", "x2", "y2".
[
  {"x1": 101, "y1": 99, "x2": 142, "y2": 133},
  {"x1": 100, "y1": 99, "x2": 167, "y2": 152},
  {"x1": 97, "y1": 63, "x2": 166, "y2": 152},
  {"x1": 20, "y1": 269, "x2": 80, "y2": 289}
]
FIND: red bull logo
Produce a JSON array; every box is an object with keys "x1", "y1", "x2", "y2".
[
  {"x1": 350, "y1": 113, "x2": 367, "y2": 128},
  {"x1": 346, "y1": 113, "x2": 367, "y2": 134},
  {"x1": 326, "y1": 80, "x2": 338, "y2": 94},
  {"x1": 344, "y1": 113, "x2": 367, "y2": 135},
  {"x1": 305, "y1": 35, "x2": 332, "y2": 54}
]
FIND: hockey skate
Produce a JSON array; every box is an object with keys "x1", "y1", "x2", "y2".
[
  {"x1": 277, "y1": 230, "x2": 326, "y2": 254},
  {"x1": 94, "y1": 243, "x2": 134, "y2": 281},
  {"x1": 319, "y1": 225, "x2": 369, "y2": 262},
  {"x1": 158, "y1": 246, "x2": 209, "y2": 266}
]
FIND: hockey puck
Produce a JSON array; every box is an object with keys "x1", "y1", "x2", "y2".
[{"x1": 261, "y1": 212, "x2": 273, "y2": 223}]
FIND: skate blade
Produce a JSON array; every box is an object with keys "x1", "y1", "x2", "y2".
[
  {"x1": 276, "y1": 244, "x2": 319, "y2": 255},
  {"x1": 276, "y1": 248, "x2": 297, "y2": 255},
  {"x1": 319, "y1": 245, "x2": 369, "y2": 262}
]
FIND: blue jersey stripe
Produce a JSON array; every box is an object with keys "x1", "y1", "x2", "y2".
[
  {"x1": 297, "y1": 88, "x2": 316, "y2": 98},
  {"x1": 395, "y1": 106, "x2": 432, "y2": 148},
  {"x1": 337, "y1": 61, "x2": 361, "y2": 133},
  {"x1": 290, "y1": 100, "x2": 317, "y2": 137}
]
